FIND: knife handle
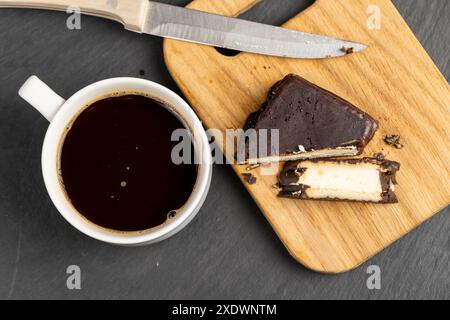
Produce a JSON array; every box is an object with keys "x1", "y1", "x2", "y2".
[{"x1": 0, "y1": 0, "x2": 149, "y2": 32}]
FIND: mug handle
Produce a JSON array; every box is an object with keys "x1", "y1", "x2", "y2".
[{"x1": 19, "y1": 76, "x2": 66, "y2": 122}]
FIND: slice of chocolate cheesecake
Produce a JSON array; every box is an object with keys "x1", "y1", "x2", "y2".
[
  {"x1": 241, "y1": 74, "x2": 378, "y2": 164},
  {"x1": 279, "y1": 158, "x2": 400, "y2": 203}
]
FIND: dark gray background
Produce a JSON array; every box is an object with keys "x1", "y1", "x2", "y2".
[{"x1": 0, "y1": 0, "x2": 449, "y2": 300}]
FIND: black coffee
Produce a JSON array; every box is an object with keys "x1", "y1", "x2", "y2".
[{"x1": 59, "y1": 93, "x2": 198, "y2": 232}]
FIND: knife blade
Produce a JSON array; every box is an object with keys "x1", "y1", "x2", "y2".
[
  {"x1": 145, "y1": 1, "x2": 368, "y2": 59},
  {"x1": 0, "y1": 0, "x2": 368, "y2": 59}
]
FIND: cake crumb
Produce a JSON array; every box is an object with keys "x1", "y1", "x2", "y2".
[
  {"x1": 246, "y1": 164, "x2": 261, "y2": 171},
  {"x1": 342, "y1": 46, "x2": 354, "y2": 54},
  {"x1": 242, "y1": 173, "x2": 257, "y2": 185},
  {"x1": 384, "y1": 135, "x2": 404, "y2": 149},
  {"x1": 272, "y1": 183, "x2": 282, "y2": 191},
  {"x1": 373, "y1": 152, "x2": 385, "y2": 161}
]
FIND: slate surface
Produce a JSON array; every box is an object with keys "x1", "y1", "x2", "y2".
[{"x1": 0, "y1": 0, "x2": 448, "y2": 300}]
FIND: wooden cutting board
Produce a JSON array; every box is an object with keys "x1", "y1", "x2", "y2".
[{"x1": 163, "y1": 0, "x2": 450, "y2": 273}]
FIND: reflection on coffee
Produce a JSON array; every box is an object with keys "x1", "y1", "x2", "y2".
[{"x1": 59, "y1": 93, "x2": 198, "y2": 232}]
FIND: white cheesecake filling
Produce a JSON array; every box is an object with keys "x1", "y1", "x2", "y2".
[{"x1": 298, "y1": 162, "x2": 385, "y2": 202}]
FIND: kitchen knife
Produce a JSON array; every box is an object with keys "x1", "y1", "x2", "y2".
[{"x1": 0, "y1": 0, "x2": 368, "y2": 59}]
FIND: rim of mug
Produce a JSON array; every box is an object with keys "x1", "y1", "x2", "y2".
[{"x1": 41, "y1": 77, "x2": 212, "y2": 245}]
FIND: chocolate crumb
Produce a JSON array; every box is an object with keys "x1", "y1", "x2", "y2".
[
  {"x1": 384, "y1": 135, "x2": 404, "y2": 149},
  {"x1": 242, "y1": 173, "x2": 257, "y2": 185},
  {"x1": 373, "y1": 152, "x2": 385, "y2": 161},
  {"x1": 272, "y1": 183, "x2": 282, "y2": 190},
  {"x1": 342, "y1": 46, "x2": 354, "y2": 55}
]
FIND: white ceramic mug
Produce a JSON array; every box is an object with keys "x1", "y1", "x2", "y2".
[{"x1": 19, "y1": 76, "x2": 212, "y2": 245}]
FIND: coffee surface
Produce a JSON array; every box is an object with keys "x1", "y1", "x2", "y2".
[{"x1": 60, "y1": 94, "x2": 198, "y2": 232}]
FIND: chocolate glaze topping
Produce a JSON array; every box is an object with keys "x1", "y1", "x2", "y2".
[{"x1": 244, "y1": 74, "x2": 379, "y2": 158}]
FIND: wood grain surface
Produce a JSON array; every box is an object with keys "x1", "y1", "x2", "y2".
[{"x1": 164, "y1": 0, "x2": 450, "y2": 273}]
